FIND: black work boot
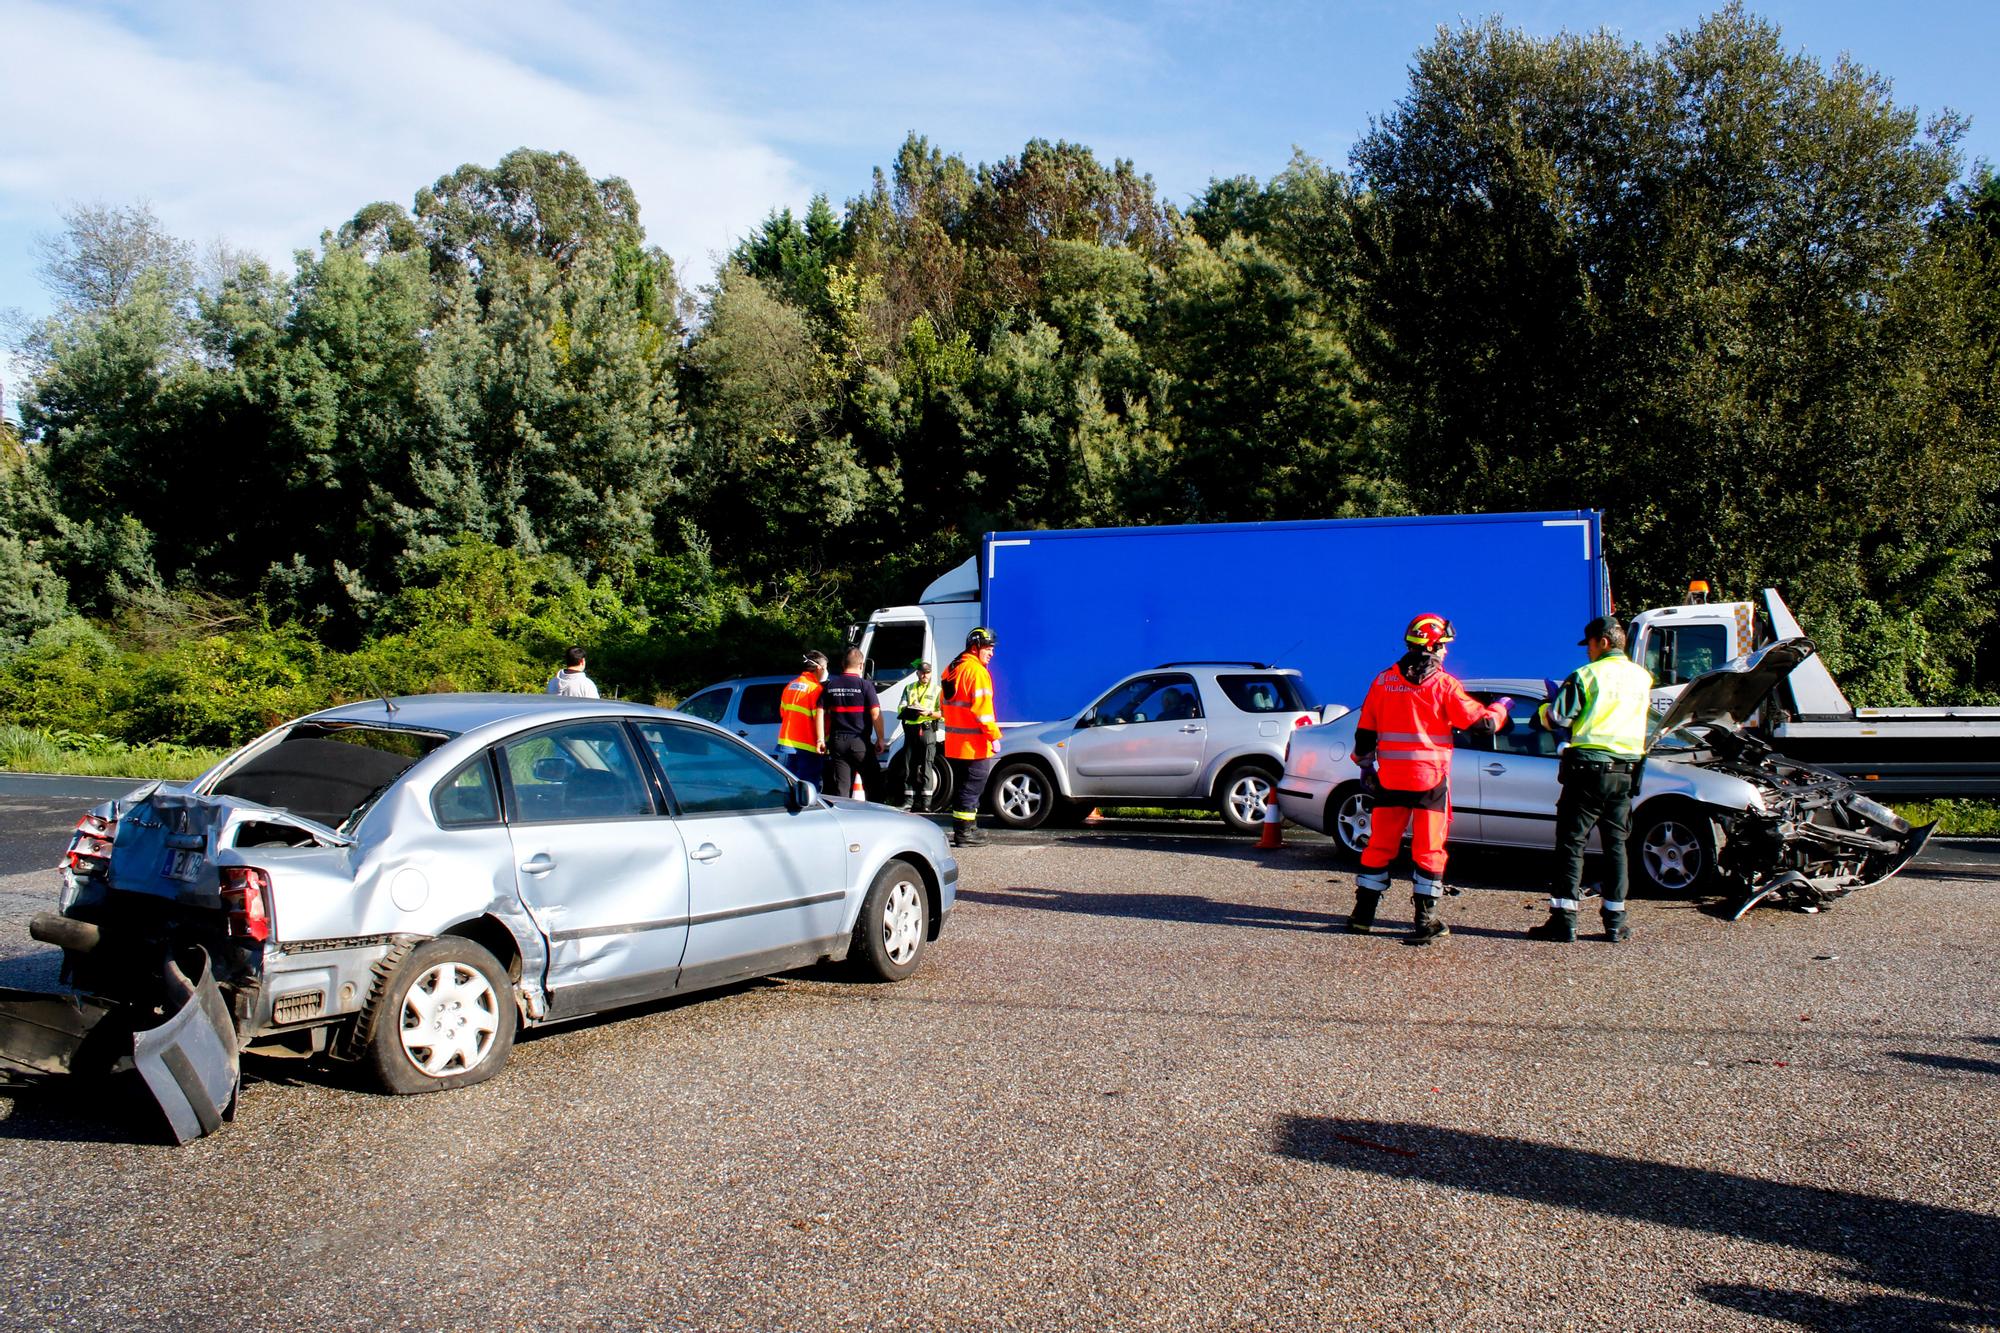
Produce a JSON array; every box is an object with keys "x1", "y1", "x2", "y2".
[
  {"x1": 1527, "y1": 910, "x2": 1577, "y2": 942},
  {"x1": 1344, "y1": 889, "x2": 1382, "y2": 934},
  {"x1": 951, "y1": 820, "x2": 986, "y2": 848},
  {"x1": 1602, "y1": 909, "x2": 1631, "y2": 943},
  {"x1": 1407, "y1": 894, "x2": 1449, "y2": 943}
]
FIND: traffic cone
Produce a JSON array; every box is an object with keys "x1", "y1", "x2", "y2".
[
  {"x1": 852, "y1": 770, "x2": 866, "y2": 801},
  {"x1": 1256, "y1": 794, "x2": 1284, "y2": 850}
]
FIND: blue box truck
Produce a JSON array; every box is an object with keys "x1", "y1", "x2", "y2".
[{"x1": 854, "y1": 510, "x2": 1610, "y2": 725}]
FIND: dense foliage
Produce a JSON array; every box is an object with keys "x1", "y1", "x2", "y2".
[{"x1": 4, "y1": 8, "x2": 1997, "y2": 747}]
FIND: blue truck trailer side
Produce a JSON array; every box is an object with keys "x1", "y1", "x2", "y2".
[{"x1": 979, "y1": 511, "x2": 1608, "y2": 723}]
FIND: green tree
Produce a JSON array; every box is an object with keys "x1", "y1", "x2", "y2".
[{"x1": 1348, "y1": 6, "x2": 1996, "y2": 699}]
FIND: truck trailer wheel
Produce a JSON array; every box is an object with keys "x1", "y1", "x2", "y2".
[{"x1": 367, "y1": 937, "x2": 517, "y2": 1095}]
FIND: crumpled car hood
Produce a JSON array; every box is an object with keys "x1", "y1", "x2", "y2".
[{"x1": 1651, "y1": 637, "x2": 1815, "y2": 748}]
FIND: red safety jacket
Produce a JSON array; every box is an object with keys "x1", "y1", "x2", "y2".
[
  {"x1": 1355, "y1": 663, "x2": 1503, "y2": 793},
  {"x1": 776, "y1": 672, "x2": 823, "y2": 752}
]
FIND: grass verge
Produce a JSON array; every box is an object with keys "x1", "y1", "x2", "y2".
[{"x1": 0, "y1": 725, "x2": 228, "y2": 781}]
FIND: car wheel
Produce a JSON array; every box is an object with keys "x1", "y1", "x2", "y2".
[
  {"x1": 850, "y1": 858, "x2": 930, "y2": 982},
  {"x1": 1630, "y1": 803, "x2": 1719, "y2": 896},
  {"x1": 989, "y1": 760, "x2": 1056, "y2": 830},
  {"x1": 1217, "y1": 762, "x2": 1278, "y2": 834},
  {"x1": 923, "y1": 753, "x2": 954, "y2": 811},
  {"x1": 367, "y1": 937, "x2": 517, "y2": 1095},
  {"x1": 1327, "y1": 782, "x2": 1373, "y2": 858}
]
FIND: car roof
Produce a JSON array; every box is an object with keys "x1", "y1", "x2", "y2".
[
  {"x1": 305, "y1": 692, "x2": 679, "y2": 736},
  {"x1": 1460, "y1": 678, "x2": 1551, "y2": 698},
  {"x1": 1151, "y1": 662, "x2": 1298, "y2": 672},
  {"x1": 687, "y1": 675, "x2": 796, "y2": 693}
]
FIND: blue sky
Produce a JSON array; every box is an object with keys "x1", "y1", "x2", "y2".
[{"x1": 3, "y1": 0, "x2": 1995, "y2": 412}]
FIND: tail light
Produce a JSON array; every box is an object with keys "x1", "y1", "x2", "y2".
[
  {"x1": 1293, "y1": 713, "x2": 1315, "y2": 728},
  {"x1": 66, "y1": 811, "x2": 117, "y2": 875},
  {"x1": 219, "y1": 866, "x2": 274, "y2": 942}
]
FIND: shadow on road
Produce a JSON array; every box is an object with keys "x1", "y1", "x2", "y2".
[
  {"x1": 1273, "y1": 1115, "x2": 1998, "y2": 1327},
  {"x1": 1888, "y1": 1049, "x2": 2000, "y2": 1077},
  {"x1": 958, "y1": 884, "x2": 1342, "y2": 933}
]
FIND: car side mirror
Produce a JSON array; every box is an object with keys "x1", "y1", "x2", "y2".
[
  {"x1": 1078, "y1": 710, "x2": 1096, "y2": 729},
  {"x1": 791, "y1": 779, "x2": 819, "y2": 810}
]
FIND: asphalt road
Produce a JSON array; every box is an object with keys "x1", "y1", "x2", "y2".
[{"x1": 0, "y1": 792, "x2": 1995, "y2": 1330}]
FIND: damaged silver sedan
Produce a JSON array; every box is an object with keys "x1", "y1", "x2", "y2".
[
  {"x1": 1279, "y1": 639, "x2": 1933, "y2": 913},
  {"x1": 1, "y1": 694, "x2": 958, "y2": 1140}
]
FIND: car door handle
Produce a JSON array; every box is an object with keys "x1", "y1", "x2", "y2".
[
  {"x1": 691, "y1": 843, "x2": 722, "y2": 863},
  {"x1": 520, "y1": 853, "x2": 556, "y2": 875},
  {"x1": 736, "y1": 730, "x2": 749, "y2": 737},
  {"x1": 1179, "y1": 725, "x2": 1205, "y2": 733},
  {"x1": 1484, "y1": 763, "x2": 1506, "y2": 775}
]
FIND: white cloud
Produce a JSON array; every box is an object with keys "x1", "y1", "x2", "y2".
[{"x1": 0, "y1": 0, "x2": 814, "y2": 308}]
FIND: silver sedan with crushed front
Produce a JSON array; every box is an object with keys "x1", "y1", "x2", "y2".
[{"x1": 3, "y1": 694, "x2": 956, "y2": 1139}]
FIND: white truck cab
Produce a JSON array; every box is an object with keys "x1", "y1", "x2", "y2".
[
  {"x1": 852, "y1": 558, "x2": 982, "y2": 721},
  {"x1": 1628, "y1": 583, "x2": 2000, "y2": 797}
]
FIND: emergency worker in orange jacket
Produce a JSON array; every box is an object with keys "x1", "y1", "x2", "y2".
[
  {"x1": 775, "y1": 651, "x2": 830, "y2": 786},
  {"x1": 941, "y1": 627, "x2": 1001, "y2": 847},
  {"x1": 1347, "y1": 615, "x2": 1511, "y2": 942}
]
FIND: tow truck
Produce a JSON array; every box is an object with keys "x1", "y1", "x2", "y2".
[{"x1": 1628, "y1": 584, "x2": 2000, "y2": 798}]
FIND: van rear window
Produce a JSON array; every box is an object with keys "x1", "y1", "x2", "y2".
[{"x1": 1216, "y1": 674, "x2": 1316, "y2": 713}]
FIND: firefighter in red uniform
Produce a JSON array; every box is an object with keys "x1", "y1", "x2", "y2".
[{"x1": 1346, "y1": 614, "x2": 1511, "y2": 942}]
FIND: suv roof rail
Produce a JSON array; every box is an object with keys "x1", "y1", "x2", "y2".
[{"x1": 1152, "y1": 661, "x2": 1279, "y2": 670}]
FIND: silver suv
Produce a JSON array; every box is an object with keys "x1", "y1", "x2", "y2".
[{"x1": 986, "y1": 664, "x2": 1333, "y2": 832}]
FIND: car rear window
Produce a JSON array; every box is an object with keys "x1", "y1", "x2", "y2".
[
  {"x1": 1216, "y1": 674, "x2": 1316, "y2": 713},
  {"x1": 212, "y1": 724, "x2": 450, "y2": 830},
  {"x1": 739, "y1": 684, "x2": 784, "y2": 725}
]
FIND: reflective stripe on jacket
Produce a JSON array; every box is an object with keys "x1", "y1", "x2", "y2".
[
  {"x1": 1355, "y1": 664, "x2": 1502, "y2": 792},
  {"x1": 942, "y1": 654, "x2": 1000, "y2": 760},
  {"x1": 1542, "y1": 653, "x2": 1652, "y2": 760},
  {"x1": 900, "y1": 679, "x2": 942, "y2": 723},
  {"x1": 776, "y1": 673, "x2": 823, "y2": 751}
]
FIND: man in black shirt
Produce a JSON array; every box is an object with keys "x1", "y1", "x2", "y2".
[{"x1": 818, "y1": 648, "x2": 889, "y2": 799}]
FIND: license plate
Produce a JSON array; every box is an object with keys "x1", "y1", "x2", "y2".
[{"x1": 163, "y1": 848, "x2": 204, "y2": 881}]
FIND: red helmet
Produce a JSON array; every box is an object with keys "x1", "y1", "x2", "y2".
[{"x1": 1404, "y1": 613, "x2": 1456, "y2": 650}]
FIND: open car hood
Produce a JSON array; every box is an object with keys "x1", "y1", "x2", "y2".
[{"x1": 1650, "y1": 637, "x2": 1815, "y2": 749}]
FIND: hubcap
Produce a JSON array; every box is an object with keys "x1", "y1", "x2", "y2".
[
  {"x1": 882, "y1": 879, "x2": 924, "y2": 965},
  {"x1": 1337, "y1": 794, "x2": 1373, "y2": 853},
  {"x1": 997, "y1": 772, "x2": 1044, "y2": 822},
  {"x1": 1642, "y1": 820, "x2": 1704, "y2": 892},
  {"x1": 399, "y1": 961, "x2": 500, "y2": 1078},
  {"x1": 1227, "y1": 774, "x2": 1272, "y2": 826}
]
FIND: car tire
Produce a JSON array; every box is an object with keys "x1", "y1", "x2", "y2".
[
  {"x1": 989, "y1": 760, "x2": 1057, "y2": 830},
  {"x1": 366, "y1": 936, "x2": 518, "y2": 1095},
  {"x1": 1216, "y1": 762, "x2": 1279, "y2": 834},
  {"x1": 1630, "y1": 802, "x2": 1720, "y2": 897},
  {"x1": 1326, "y1": 782, "x2": 1373, "y2": 859},
  {"x1": 850, "y1": 858, "x2": 930, "y2": 982}
]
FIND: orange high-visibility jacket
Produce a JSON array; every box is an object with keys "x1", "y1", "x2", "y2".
[
  {"x1": 942, "y1": 653, "x2": 1000, "y2": 760},
  {"x1": 776, "y1": 672, "x2": 823, "y2": 752},
  {"x1": 1355, "y1": 665, "x2": 1501, "y2": 792}
]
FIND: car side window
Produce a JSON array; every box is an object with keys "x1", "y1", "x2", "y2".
[
  {"x1": 1088, "y1": 673, "x2": 1200, "y2": 725},
  {"x1": 1484, "y1": 696, "x2": 1560, "y2": 758},
  {"x1": 738, "y1": 685, "x2": 784, "y2": 726},
  {"x1": 500, "y1": 722, "x2": 656, "y2": 824},
  {"x1": 679, "y1": 689, "x2": 730, "y2": 723},
  {"x1": 433, "y1": 754, "x2": 500, "y2": 826},
  {"x1": 635, "y1": 721, "x2": 792, "y2": 815}
]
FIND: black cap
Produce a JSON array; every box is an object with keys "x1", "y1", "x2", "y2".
[{"x1": 1578, "y1": 616, "x2": 1620, "y2": 645}]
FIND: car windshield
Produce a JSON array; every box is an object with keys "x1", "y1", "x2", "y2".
[{"x1": 210, "y1": 722, "x2": 452, "y2": 831}]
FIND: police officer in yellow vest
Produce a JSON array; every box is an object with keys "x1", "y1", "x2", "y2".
[
  {"x1": 897, "y1": 660, "x2": 944, "y2": 811},
  {"x1": 1529, "y1": 616, "x2": 1655, "y2": 943}
]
